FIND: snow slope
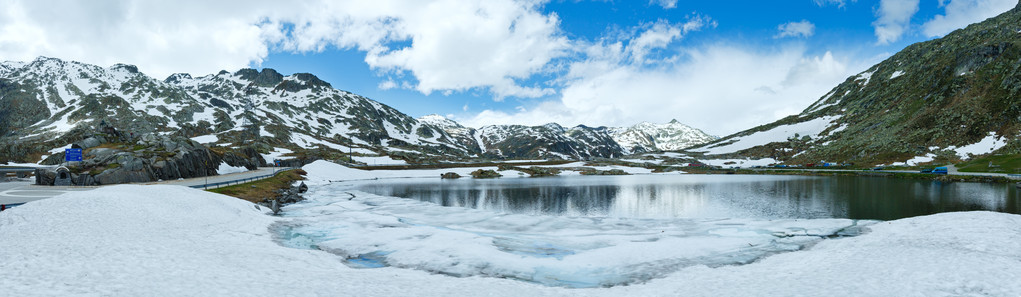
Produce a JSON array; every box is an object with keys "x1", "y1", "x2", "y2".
[{"x1": 1, "y1": 185, "x2": 1020, "y2": 296}]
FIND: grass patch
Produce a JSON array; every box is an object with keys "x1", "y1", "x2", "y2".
[
  {"x1": 208, "y1": 169, "x2": 307, "y2": 203},
  {"x1": 956, "y1": 154, "x2": 1021, "y2": 173}
]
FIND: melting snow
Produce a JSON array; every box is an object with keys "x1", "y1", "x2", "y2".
[
  {"x1": 696, "y1": 116, "x2": 841, "y2": 155},
  {"x1": 948, "y1": 132, "x2": 1007, "y2": 159},
  {"x1": 216, "y1": 162, "x2": 249, "y2": 174},
  {"x1": 1, "y1": 181, "x2": 1021, "y2": 295},
  {"x1": 190, "y1": 134, "x2": 218, "y2": 143},
  {"x1": 890, "y1": 70, "x2": 905, "y2": 79}
]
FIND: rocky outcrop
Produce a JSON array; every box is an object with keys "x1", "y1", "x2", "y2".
[
  {"x1": 440, "y1": 172, "x2": 461, "y2": 179},
  {"x1": 470, "y1": 169, "x2": 501, "y2": 179},
  {"x1": 36, "y1": 133, "x2": 264, "y2": 185}
]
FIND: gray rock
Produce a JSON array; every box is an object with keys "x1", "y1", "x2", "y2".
[{"x1": 77, "y1": 137, "x2": 102, "y2": 149}]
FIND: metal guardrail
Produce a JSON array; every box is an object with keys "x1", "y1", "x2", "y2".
[
  {"x1": 1, "y1": 202, "x2": 25, "y2": 211},
  {"x1": 188, "y1": 167, "x2": 297, "y2": 190}
]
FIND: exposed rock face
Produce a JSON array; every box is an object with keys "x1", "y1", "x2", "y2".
[{"x1": 35, "y1": 132, "x2": 264, "y2": 185}]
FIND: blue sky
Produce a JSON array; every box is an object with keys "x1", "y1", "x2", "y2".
[{"x1": 1, "y1": 0, "x2": 1017, "y2": 135}]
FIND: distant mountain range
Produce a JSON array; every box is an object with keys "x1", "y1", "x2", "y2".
[
  {"x1": 0, "y1": 58, "x2": 716, "y2": 164},
  {"x1": 691, "y1": 2, "x2": 1021, "y2": 167}
]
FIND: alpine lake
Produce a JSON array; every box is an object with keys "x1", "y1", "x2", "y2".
[{"x1": 350, "y1": 174, "x2": 1021, "y2": 221}]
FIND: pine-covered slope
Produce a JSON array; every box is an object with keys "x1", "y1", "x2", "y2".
[{"x1": 692, "y1": 2, "x2": 1021, "y2": 166}]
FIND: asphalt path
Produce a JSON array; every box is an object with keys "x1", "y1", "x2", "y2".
[
  {"x1": 0, "y1": 167, "x2": 284, "y2": 206},
  {"x1": 748, "y1": 165, "x2": 1021, "y2": 179}
]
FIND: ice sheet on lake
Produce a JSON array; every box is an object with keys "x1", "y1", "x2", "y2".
[{"x1": 278, "y1": 184, "x2": 872, "y2": 288}]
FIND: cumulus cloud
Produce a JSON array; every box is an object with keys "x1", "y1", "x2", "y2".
[
  {"x1": 872, "y1": 0, "x2": 920, "y2": 44},
  {"x1": 775, "y1": 20, "x2": 816, "y2": 38},
  {"x1": 814, "y1": 0, "x2": 857, "y2": 7},
  {"x1": 0, "y1": 0, "x2": 567, "y2": 99},
  {"x1": 922, "y1": 0, "x2": 1017, "y2": 37},
  {"x1": 460, "y1": 41, "x2": 870, "y2": 135},
  {"x1": 650, "y1": 0, "x2": 678, "y2": 9}
]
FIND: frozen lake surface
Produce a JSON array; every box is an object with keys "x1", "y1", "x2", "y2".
[{"x1": 273, "y1": 173, "x2": 1021, "y2": 288}]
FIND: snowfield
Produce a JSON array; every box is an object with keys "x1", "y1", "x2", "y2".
[
  {"x1": 1, "y1": 176, "x2": 1020, "y2": 295},
  {"x1": 695, "y1": 116, "x2": 842, "y2": 155}
]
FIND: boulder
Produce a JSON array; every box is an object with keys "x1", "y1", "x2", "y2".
[
  {"x1": 440, "y1": 172, "x2": 461, "y2": 179},
  {"x1": 470, "y1": 169, "x2": 501, "y2": 179}
]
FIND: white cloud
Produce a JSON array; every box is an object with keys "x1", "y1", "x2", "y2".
[
  {"x1": 872, "y1": 0, "x2": 920, "y2": 44},
  {"x1": 650, "y1": 0, "x2": 678, "y2": 9},
  {"x1": 0, "y1": 0, "x2": 281, "y2": 79},
  {"x1": 461, "y1": 43, "x2": 872, "y2": 135},
  {"x1": 0, "y1": 0, "x2": 567, "y2": 99},
  {"x1": 922, "y1": 0, "x2": 1017, "y2": 37},
  {"x1": 814, "y1": 0, "x2": 855, "y2": 7},
  {"x1": 625, "y1": 16, "x2": 713, "y2": 64},
  {"x1": 776, "y1": 20, "x2": 816, "y2": 38}
]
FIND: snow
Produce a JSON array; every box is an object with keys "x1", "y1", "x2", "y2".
[
  {"x1": 216, "y1": 162, "x2": 249, "y2": 174},
  {"x1": 286, "y1": 186, "x2": 864, "y2": 287},
  {"x1": 890, "y1": 153, "x2": 937, "y2": 166},
  {"x1": 857, "y1": 70, "x2": 874, "y2": 86},
  {"x1": 353, "y1": 155, "x2": 409, "y2": 165},
  {"x1": 2, "y1": 184, "x2": 1020, "y2": 295},
  {"x1": 302, "y1": 161, "x2": 511, "y2": 184},
  {"x1": 261, "y1": 147, "x2": 294, "y2": 164},
  {"x1": 948, "y1": 132, "x2": 1008, "y2": 159},
  {"x1": 190, "y1": 134, "x2": 218, "y2": 143},
  {"x1": 695, "y1": 116, "x2": 841, "y2": 155},
  {"x1": 890, "y1": 70, "x2": 905, "y2": 79},
  {"x1": 700, "y1": 158, "x2": 779, "y2": 168},
  {"x1": 301, "y1": 160, "x2": 659, "y2": 184}
]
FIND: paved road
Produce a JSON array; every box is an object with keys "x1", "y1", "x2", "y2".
[
  {"x1": 750, "y1": 165, "x2": 1021, "y2": 180},
  {"x1": 0, "y1": 167, "x2": 285, "y2": 206},
  {"x1": 156, "y1": 167, "x2": 282, "y2": 188}
]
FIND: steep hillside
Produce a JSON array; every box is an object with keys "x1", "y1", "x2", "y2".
[{"x1": 692, "y1": 2, "x2": 1021, "y2": 167}]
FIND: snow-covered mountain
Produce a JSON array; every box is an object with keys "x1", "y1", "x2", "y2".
[
  {"x1": 610, "y1": 120, "x2": 718, "y2": 153},
  {"x1": 0, "y1": 57, "x2": 716, "y2": 163}
]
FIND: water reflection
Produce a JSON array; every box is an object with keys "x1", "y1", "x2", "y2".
[{"x1": 351, "y1": 175, "x2": 1021, "y2": 220}]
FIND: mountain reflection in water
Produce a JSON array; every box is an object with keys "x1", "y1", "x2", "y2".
[{"x1": 351, "y1": 174, "x2": 1021, "y2": 220}]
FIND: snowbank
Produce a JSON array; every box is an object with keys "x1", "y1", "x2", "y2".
[
  {"x1": 301, "y1": 160, "x2": 511, "y2": 185},
  {"x1": 0, "y1": 186, "x2": 1017, "y2": 295},
  {"x1": 216, "y1": 162, "x2": 249, "y2": 174},
  {"x1": 353, "y1": 155, "x2": 409, "y2": 165},
  {"x1": 0, "y1": 185, "x2": 566, "y2": 296},
  {"x1": 189, "y1": 134, "x2": 218, "y2": 143},
  {"x1": 949, "y1": 132, "x2": 1008, "y2": 159},
  {"x1": 301, "y1": 160, "x2": 658, "y2": 184}
]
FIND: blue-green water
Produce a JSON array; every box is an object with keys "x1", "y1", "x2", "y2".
[{"x1": 351, "y1": 174, "x2": 1021, "y2": 220}]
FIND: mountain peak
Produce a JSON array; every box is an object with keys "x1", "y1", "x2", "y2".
[
  {"x1": 668, "y1": 119, "x2": 680, "y2": 124},
  {"x1": 110, "y1": 63, "x2": 139, "y2": 74}
]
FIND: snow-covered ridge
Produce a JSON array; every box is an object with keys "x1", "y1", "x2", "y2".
[
  {"x1": 696, "y1": 116, "x2": 843, "y2": 155},
  {"x1": 611, "y1": 119, "x2": 718, "y2": 153}
]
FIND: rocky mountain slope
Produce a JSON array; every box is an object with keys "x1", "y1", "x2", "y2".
[
  {"x1": 0, "y1": 58, "x2": 716, "y2": 168},
  {"x1": 691, "y1": 2, "x2": 1021, "y2": 167},
  {"x1": 418, "y1": 114, "x2": 715, "y2": 159},
  {"x1": 610, "y1": 120, "x2": 718, "y2": 153}
]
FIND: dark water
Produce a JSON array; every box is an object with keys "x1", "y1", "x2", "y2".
[{"x1": 351, "y1": 174, "x2": 1021, "y2": 220}]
